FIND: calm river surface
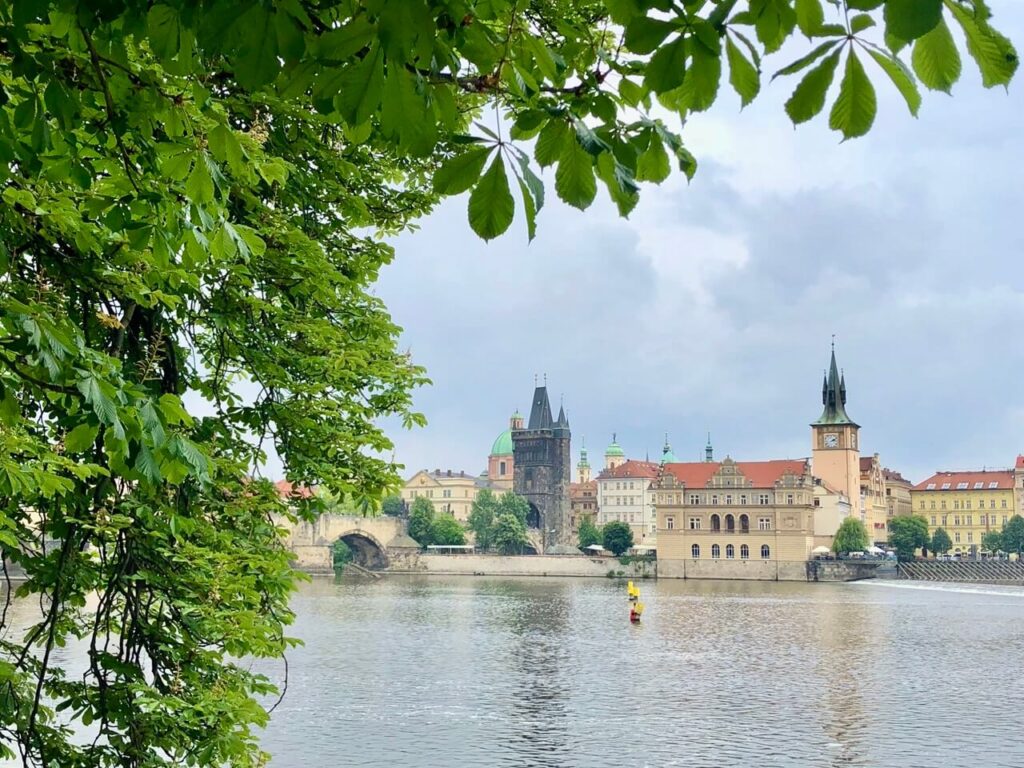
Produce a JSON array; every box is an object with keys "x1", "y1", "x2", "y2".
[{"x1": 256, "y1": 576, "x2": 1024, "y2": 768}]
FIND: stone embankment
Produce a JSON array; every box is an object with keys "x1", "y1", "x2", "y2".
[
  {"x1": 898, "y1": 561, "x2": 1024, "y2": 584},
  {"x1": 387, "y1": 552, "x2": 656, "y2": 579}
]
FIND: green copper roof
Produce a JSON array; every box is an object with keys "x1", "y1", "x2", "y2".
[
  {"x1": 605, "y1": 434, "x2": 624, "y2": 457},
  {"x1": 490, "y1": 428, "x2": 513, "y2": 456},
  {"x1": 812, "y1": 347, "x2": 859, "y2": 427}
]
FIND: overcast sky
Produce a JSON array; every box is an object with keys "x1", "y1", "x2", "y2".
[{"x1": 375, "y1": 10, "x2": 1024, "y2": 486}]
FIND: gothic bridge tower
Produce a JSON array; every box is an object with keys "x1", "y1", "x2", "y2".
[{"x1": 512, "y1": 381, "x2": 571, "y2": 551}]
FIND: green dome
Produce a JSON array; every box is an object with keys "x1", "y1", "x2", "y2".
[
  {"x1": 490, "y1": 428, "x2": 514, "y2": 456},
  {"x1": 605, "y1": 437, "x2": 624, "y2": 457},
  {"x1": 661, "y1": 448, "x2": 678, "y2": 463}
]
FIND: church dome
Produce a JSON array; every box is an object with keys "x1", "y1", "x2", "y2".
[
  {"x1": 605, "y1": 436, "x2": 624, "y2": 457},
  {"x1": 661, "y1": 447, "x2": 678, "y2": 463},
  {"x1": 490, "y1": 428, "x2": 514, "y2": 457}
]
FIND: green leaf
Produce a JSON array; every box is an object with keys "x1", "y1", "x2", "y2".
[
  {"x1": 947, "y1": 2, "x2": 1018, "y2": 89},
  {"x1": 636, "y1": 133, "x2": 670, "y2": 182},
  {"x1": 233, "y1": 5, "x2": 280, "y2": 89},
  {"x1": 147, "y1": 5, "x2": 180, "y2": 62},
  {"x1": 795, "y1": 0, "x2": 824, "y2": 37},
  {"x1": 784, "y1": 48, "x2": 842, "y2": 124},
  {"x1": 726, "y1": 37, "x2": 760, "y2": 106},
  {"x1": 773, "y1": 39, "x2": 842, "y2": 79},
  {"x1": 555, "y1": 139, "x2": 597, "y2": 210},
  {"x1": 334, "y1": 44, "x2": 384, "y2": 126},
  {"x1": 850, "y1": 14, "x2": 875, "y2": 34},
  {"x1": 911, "y1": 19, "x2": 961, "y2": 93},
  {"x1": 596, "y1": 153, "x2": 639, "y2": 217},
  {"x1": 158, "y1": 393, "x2": 192, "y2": 426},
  {"x1": 468, "y1": 155, "x2": 514, "y2": 240},
  {"x1": 669, "y1": 40, "x2": 721, "y2": 113},
  {"x1": 135, "y1": 444, "x2": 162, "y2": 484},
  {"x1": 847, "y1": 0, "x2": 883, "y2": 9},
  {"x1": 185, "y1": 154, "x2": 214, "y2": 204},
  {"x1": 866, "y1": 49, "x2": 921, "y2": 116},
  {"x1": 65, "y1": 423, "x2": 99, "y2": 453},
  {"x1": 513, "y1": 173, "x2": 538, "y2": 242},
  {"x1": 0, "y1": 390, "x2": 17, "y2": 425},
  {"x1": 884, "y1": 0, "x2": 942, "y2": 42},
  {"x1": 317, "y1": 17, "x2": 373, "y2": 61},
  {"x1": 624, "y1": 16, "x2": 677, "y2": 55},
  {"x1": 535, "y1": 119, "x2": 570, "y2": 168},
  {"x1": 433, "y1": 146, "x2": 493, "y2": 196},
  {"x1": 644, "y1": 36, "x2": 687, "y2": 93},
  {"x1": 829, "y1": 50, "x2": 877, "y2": 139}
]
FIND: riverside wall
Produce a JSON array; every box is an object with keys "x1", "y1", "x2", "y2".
[{"x1": 386, "y1": 551, "x2": 656, "y2": 579}]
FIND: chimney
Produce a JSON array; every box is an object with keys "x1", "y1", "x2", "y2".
[{"x1": 446, "y1": 469, "x2": 452, "y2": 477}]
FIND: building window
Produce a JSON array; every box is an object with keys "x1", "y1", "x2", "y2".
[
  {"x1": 726, "y1": 544, "x2": 735, "y2": 559},
  {"x1": 940, "y1": 501, "x2": 946, "y2": 510},
  {"x1": 931, "y1": 515, "x2": 936, "y2": 525},
  {"x1": 942, "y1": 515, "x2": 947, "y2": 526},
  {"x1": 740, "y1": 544, "x2": 750, "y2": 560},
  {"x1": 966, "y1": 515, "x2": 972, "y2": 526},
  {"x1": 689, "y1": 518, "x2": 701, "y2": 530},
  {"x1": 725, "y1": 514, "x2": 735, "y2": 532},
  {"x1": 954, "y1": 516, "x2": 960, "y2": 526},
  {"x1": 689, "y1": 494, "x2": 700, "y2": 505},
  {"x1": 787, "y1": 494, "x2": 794, "y2": 505},
  {"x1": 1002, "y1": 499, "x2": 1008, "y2": 509},
  {"x1": 739, "y1": 514, "x2": 749, "y2": 532},
  {"x1": 758, "y1": 517, "x2": 771, "y2": 531},
  {"x1": 710, "y1": 514, "x2": 721, "y2": 531},
  {"x1": 967, "y1": 531, "x2": 973, "y2": 543},
  {"x1": 930, "y1": 501, "x2": 936, "y2": 510},
  {"x1": 711, "y1": 544, "x2": 721, "y2": 559},
  {"x1": 666, "y1": 517, "x2": 675, "y2": 530},
  {"x1": 726, "y1": 495, "x2": 733, "y2": 505},
  {"x1": 499, "y1": 461, "x2": 506, "y2": 475},
  {"x1": 955, "y1": 532, "x2": 961, "y2": 543},
  {"x1": 740, "y1": 495, "x2": 748, "y2": 505},
  {"x1": 691, "y1": 544, "x2": 700, "y2": 559},
  {"x1": 427, "y1": 490, "x2": 433, "y2": 498},
  {"x1": 761, "y1": 545, "x2": 770, "y2": 560},
  {"x1": 965, "y1": 500, "x2": 971, "y2": 509},
  {"x1": 953, "y1": 501, "x2": 960, "y2": 511},
  {"x1": 443, "y1": 489, "x2": 452, "y2": 498},
  {"x1": 759, "y1": 494, "x2": 770, "y2": 505},
  {"x1": 1003, "y1": 515, "x2": 1009, "y2": 525},
  {"x1": 712, "y1": 495, "x2": 719, "y2": 505},
  {"x1": 990, "y1": 500, "x2": 996, "y2": 509}
]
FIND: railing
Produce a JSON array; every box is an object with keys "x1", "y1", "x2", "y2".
[{"x1": 898, "y1": 560, "x2": 1024, "y2": 583}]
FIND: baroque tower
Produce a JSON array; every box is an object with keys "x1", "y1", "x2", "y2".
[
  {"x1": 512, "y1": 382, "x2": 572, "y2": 551},
  {"x1": 811, "y1": 344, "x2": 861, "y2": 510},
  {"x1": 577, "y1": 439, "x2": 591, "y2": 483}
]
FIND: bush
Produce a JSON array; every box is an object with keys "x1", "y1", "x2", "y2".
[
  {"x1": 578, "y1": 517, "x2": 602, "y2": 551},
  {"x1": 602, "y1": 521, "x2": 634, "y2": 556}
]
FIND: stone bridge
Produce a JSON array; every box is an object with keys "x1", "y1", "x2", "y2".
[{"x1": 276, "y1": 514, "x2": 418, "y2": 573}]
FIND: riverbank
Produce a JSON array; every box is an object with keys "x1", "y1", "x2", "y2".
[{"x1": 386, "y1": 552, "x2": 656, "y2": 579}]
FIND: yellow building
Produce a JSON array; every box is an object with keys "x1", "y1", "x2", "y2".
[
  {"x1": 912, "y1": 470, "x2": 1016, "y2": 555},
  {"x1": 401, "y1": 469, "x2": 496, "y2": 523},
  {"x1": 655, "y1": 457, "x2": 817, "y2": 580},
  {"x1": 859, "y1": 454, "x2": 889, "y2": 545}
]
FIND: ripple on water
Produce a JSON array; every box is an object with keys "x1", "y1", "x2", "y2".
[{"x1": 252, "y1": 576, "x2": 1024, "y2": 768}]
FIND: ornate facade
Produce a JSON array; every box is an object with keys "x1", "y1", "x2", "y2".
[
  {"x1": 486, "y1": 411, "x2": 522, "y2": 490},
  {"x1": 596, "y1": 459, "x2": 659, "y2": 545},
  {"x1": 401, "y1": 469, "x2": 495, "y2": 523}
]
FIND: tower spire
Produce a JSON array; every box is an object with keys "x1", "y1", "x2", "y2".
[
  {"x1": 812, "y1": 342, "x2": 858, "y2": 427},
  {"x1": 705, "y1": 432, "x2": 714, "y2": 463}
]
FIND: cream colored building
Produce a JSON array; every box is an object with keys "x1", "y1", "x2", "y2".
[
  {"x1": 883, "y1": 468, "x2": 913, "y2": 520},
  {"x1": 596, "y1": 458, "x2": 659, "y2": 545},
  {"x1": 401, "y1": 469, "x2": 495, "y2": 523},
  {"x1": 813, "y1": 479, "x2": 852, "y2": 547},
  {"x1": 655, "y1": 458, "x2": 817, "y2": 580},
  {"x1": 859, "y1": 454, "x2": 889, "y2": 545}
]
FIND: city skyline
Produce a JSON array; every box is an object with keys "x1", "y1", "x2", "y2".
[{"x1": 377, "y1": 8, "x2": 1024, "y2": 487}]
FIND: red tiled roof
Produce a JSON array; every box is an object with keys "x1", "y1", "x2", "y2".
[
  {"x1": 662, "y1": 459, "x2": 808, "y2": 488},
  {"x1": 275, "y1": 480, "x2": 314, "y2": 499},
  {"x1": 859, "y1": 457, "x2": 875, "y2": 472},
  {"x1": 882, "y1": 468, "x2": 910, "y2": 484},
  {"x1": 913, "y1": 470, "x2": 1014, "y2": 491},
  {"x1": 597, "y1": 460, "x2": 660, "y2": 479}
]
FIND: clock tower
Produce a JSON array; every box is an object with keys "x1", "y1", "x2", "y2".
[{"x1": 811, "y1": 344, "x2": 860, "y2": 510}]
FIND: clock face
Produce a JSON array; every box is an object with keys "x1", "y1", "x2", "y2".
[{"x1": 823, "y1": 433, "x2": 839, "y2": 448}]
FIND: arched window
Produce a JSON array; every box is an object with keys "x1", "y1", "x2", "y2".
[
  {"x1": 691, "y1": 543, "x2": 700, "y2": 559},
  {"x1": 726, "y1": 544, "x2": 735, "y2": 559},
  {"x1": 499, "y1": 461, "x2": 506, "y2": 476},
  {"x1": 739, "y1": 514, "x2": 749, "y2": 532},
  {"x1": 711, "y1": 544, "x2": 721, "y2": 559},
  {"x1": 710, "y1": 514, "x2": 721, "y2": 531},
  {"x1": 725, "y1": 514, "x2": 735, "y2": 532},
  {"x1": 740, "y1": 544, "x2": 750, "y2": 560},
  {"x1": 761, "y1": 544, "x2": 771, "y2": 560}
]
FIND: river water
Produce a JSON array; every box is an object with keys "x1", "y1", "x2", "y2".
[{"x1": 256, "y1": 576, "x2": 1024, "y2": 768}]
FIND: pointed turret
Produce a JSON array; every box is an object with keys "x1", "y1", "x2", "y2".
[
  {"x1": 527, "y1": 385, "x2": 554, "y2": 429},
  {"x1": 660, "y1": 433, "x2": 678, "y2": 464},
  {"x1": 577, "y1": 437, "x2": 591, "y2": 483},
  {"x1": 812, "y1": 347, "x2": 858, "y2": 427},
  {"x1": 705, "y1": 433, "x2": 714, "y2": 463}
]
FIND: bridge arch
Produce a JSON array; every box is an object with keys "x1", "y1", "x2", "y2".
[{"x1": 334, "y1": 530, "x2": 389, "y2": 570}]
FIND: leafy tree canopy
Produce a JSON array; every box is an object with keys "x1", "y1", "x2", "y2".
[
  {"x1": 496, "y1": 491, "x2": 530, "y2": 525},
  {"x1": 832, "y1": 516, "x2": 869, "y2": 554},
  {"x1": 0, "y1": 0, "x2": 1016, "y2": 765},
  {"x1": 429, "y1": 513, "x2": 467, "y2": 545},
  {"x1": 408, "y1": 497, "x2": 437, "y2": 546},
  {"x1": 930, "y1": 526, "x2": 952, "y2": 556},
  {"x1": 1000, "y1": 514, "x2": 1024, "y2": 555},
  {"x1": 602, "y1": 520, "x2": 635, "y2": 556},
  {"x1": 578, "y1": 516, "x2": 602, "y2": 551},
  {"x1": 888, "y1": 515, "x2": 930, "y2": 562},
  {"x1": 467, "y1": 489, "x2": 498, "y2": 549},
  {"x1": 982, "y1": 530, "x2": 1004, "y2": 553},
  {"x1": 491, "y1": 512, "x2": 529, "y2": 555},
  {"x1": 381, "y1": 495, "x2": 406, "y2": 517}
]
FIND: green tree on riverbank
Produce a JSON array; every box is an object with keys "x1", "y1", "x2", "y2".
[
  {"x1": 382, "y1": 496, "x2": 406, "y2": 517},
  {"x1": 982, "y1": 530, "x2": 1004, "y2": 553},
  {"x1": 409, "y1": 498, "x2": 437, "y2": 547},
  {"x1": 333, "y1": 539, "x2": 354, "y2": 571},
  {"x1": 602, "y1": 521, "x2": 634, "y2": 556},
  {"x1": 578, "y1": 517, "x2": 602, "y2": 551},
  {"x1": 833, "y1": 517, "x2": 869, "y2": 554},
  {"x1": 430, "y1": 514, "x2": 468, "y2": 546},
  {"x1": 930, "y1": 528, "x2": 952, "y2": 557},
  {"x1": 0, "y1": 1, "x2": 1014, "y2": 764},
  {"x1": 889, "y1": 515, "x2": 931, "y2": 562},
  {"x1": 1001, "y1": 515, "x2": 1024, "y2": 557},
  {"x1": 492, "y1": 514, "x2": 529, "y2": 555}
]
